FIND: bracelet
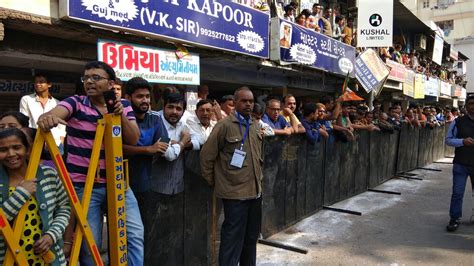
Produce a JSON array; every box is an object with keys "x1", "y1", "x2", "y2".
[{"x1": 64, "y1": 241, "x2": 73, "y2": 245}]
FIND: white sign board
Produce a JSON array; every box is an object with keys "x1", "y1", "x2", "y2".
[
  {"x1": 357, "y1": 0, "x2": 393, "y2": 47},
  {"x1": 432, "y1": 34, "x2": 444, "y2": 65},
  {"x1": 98, "y1": 40, "x2": 200, "y2": 85},
  {"x1": 300, "y1": 0, "x2": 319, "y2": 10}
]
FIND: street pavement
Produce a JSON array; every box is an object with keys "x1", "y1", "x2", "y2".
[{"x1": 257, "y1": 158, "x2": 474, "y2": 265}]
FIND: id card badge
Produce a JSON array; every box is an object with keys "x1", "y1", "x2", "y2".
[{"x1": 230, "y1": 149, "x2": 247, "y2": 168}]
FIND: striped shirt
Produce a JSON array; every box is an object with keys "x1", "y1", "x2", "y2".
[
  {"x1": 0, "y1": 165, "x2": 71, "y2": 265},
  {"x1": 58, "y1": 95, "x2": 135, "y2": 183}
]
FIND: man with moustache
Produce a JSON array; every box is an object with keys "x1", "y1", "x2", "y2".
[
  {"x1": 146, "y1": 93, "x2": 191, "y2": 263},
  {"x1": 261, "y1": 98, "x2": 294, "y2": 136},
  {"x1": 201, "y1": 87, "x2": 263, "y2": 266},
  {"x1": 281, "y1": 94, "x2": 305, "y2": 133},
  {"x1": 122, "y1": 77, "x2": 168, "y2": 211},
  {"x1": 36, "y1": 61, "x2": 142, "y2": 265},
  {"x1": 187, "y1": 99, "x2": 218, "y2": 150}
]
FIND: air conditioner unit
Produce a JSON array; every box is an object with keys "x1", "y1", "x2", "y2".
[{"x1": 414, "y1": 34, "x2": 427, "y2": 50}]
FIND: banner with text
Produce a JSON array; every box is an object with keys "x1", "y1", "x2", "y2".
[
  {"x1": 386, "y1": 59, "x2": 407, "y2": 82},
  {"x1": 98, "y1": 40, "x2": 200, "y2": 85},
  {"x1": 272, "y1": 18, "x2": 356, "y2": 76},
  {"x1": 425, "y1": 77, "x2": 439, "y2": 97},
  {"x1": 357, "y1": 0, "x2": 393, "y2": 47},
  {"x1": 432, "y1": 34, "x2": 444, "y2": 65},
  {"x1": 354, "y1": 48, "x2": 390, "y2": 94},
  {"x1": 63, "y1": 0, "x2": 269, "y2": 58},
  {"x1": 0, "y1": 79, "x2": 76, "y2": 97},
  {"x1": 414, "y1": 73, "x2": 425, "y2": 99},
  {"x1": 440, "y1": 81, "x2": 451, "y2": 96},
  {"x1": 403, "y1": 70, "x2": 415, "y2": 98}
]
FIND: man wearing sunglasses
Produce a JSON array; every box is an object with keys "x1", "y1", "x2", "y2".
[{"x1": 37, "y1": 61, "x2": 142, "y2": 265}]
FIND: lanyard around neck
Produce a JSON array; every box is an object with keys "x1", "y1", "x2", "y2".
[{"x1": 236, "y1": 113, "x2": 250, "y2": 150}]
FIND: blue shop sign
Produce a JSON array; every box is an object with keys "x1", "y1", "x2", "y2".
[
  {"x1": 272, "y1": 18, "x2": 355, "y2": 76},
  {"x1": 62, "y1": 0, "x2": 269, "y2": 58}
]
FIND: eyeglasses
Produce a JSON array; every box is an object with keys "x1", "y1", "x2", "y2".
[{"x1": 80, "y1": 75, "x2": 109, "y2": 83}]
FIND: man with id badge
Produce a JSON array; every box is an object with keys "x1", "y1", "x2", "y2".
[{"x1": 201, "y1": 87, "x2": 263, "y2": 266}]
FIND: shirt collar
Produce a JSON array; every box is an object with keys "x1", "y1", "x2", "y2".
[
  {"x1": 232, "y1": 111, "x2": 253, "y2": 125},
  {"x1": 82, "y1": 96, "x2": 92, "y2": 107},
  {"x1": 161, "y1": 114, "x2": 181, "y2": 130},
  {"x1": 34, "y1": 93, "x2": 52, "y2": 102}
]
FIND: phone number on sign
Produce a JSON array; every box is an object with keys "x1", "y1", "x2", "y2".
[{"x1": 199, "y1": 28, "x2": 236, "y2": 43}]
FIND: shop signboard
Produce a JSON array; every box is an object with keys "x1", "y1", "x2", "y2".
[
  {"x1": 386, "y1": 59, "x2": 407, "y2": 82},
  {"x1": 357, "y1": 0, "x2": 393, "y2": 47},
  {"x1": 414, "y1": 73, "x2": 425, "y2": 99},
  {"x1": 432, "y1": 34, "x2": 444, "y2": 65},
  {"x1": 354, "y1": 48, "x2": 390, "y2": 94},
  {"x1": 425, "y1": 77, "x2": 439, "y2": 97},
  {"x1": 98, "y1": 40, "x2": 200, "y2": 85},
  {"x1": 440, "y1": 81, "x2": 451, "y2": 96},
  {"x1": 403, "y1": 70, "x2": 415, "y2": 98},
  {"x1": 0, "y1": 79, "x2": 76, "y2": 97},
  {"x1": 270, "y1": 18, "x2": 356, "y2": 77},
  {"x1": 61, "y1": 0, "x2": 269, "y2": 58}
]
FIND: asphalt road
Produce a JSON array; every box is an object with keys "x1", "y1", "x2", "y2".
[{"x1": 257, "y1": 158, "x2": 474, "y2": 265}]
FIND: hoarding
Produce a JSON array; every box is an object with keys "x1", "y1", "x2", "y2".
[
  {"x1": 271, "y1": 18, "x2": 356, "y2": 76},
  {"x1": 62, "y1": 0, "x2": 269, "y2": 58},
  {"x1": 424, "y1": 77, "x2": 439, "y2": 97},
  {"x1": 357, "y1": 0, "x2": 393, "y2": 47},
  {"x1": 403, "y1": 70, "x2": 415, "y2": 98},
  {"x1": 386, "y1": 59, "x2": 407, "y2": 82},
  {"x1": 354, "y1": 48, "x2": 390, "y2": 94},
  {"x1": 98, "y1": 40, "x2": 200, "y2": 85},
  {"x1": 414, "y1": 74, "x2": 425, "y2": 99},
  {"x1": 432, "y1": 34, "x2": 444, "y2": 65}
]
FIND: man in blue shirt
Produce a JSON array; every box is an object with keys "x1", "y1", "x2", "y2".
[
  {"x1": 301, "y1": 103, "x2": 329, "y2": 144},
  {"x1": 445, "y1": 94, "x2": 474, "y2": 232},
  {"x1": 122, "y1": 77, "x2": 168, "y2": 209},
  {"x1": 261, "y1": 98, "x2": 294, "y2": 135}
]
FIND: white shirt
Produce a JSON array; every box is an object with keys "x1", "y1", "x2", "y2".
[
  {"x1": 161, "y1": 114, "x2": 188, "y2": 161},
  {"x1": 187, "y1": 115, "x2": 217, "y2": 150},
  {"x1": 19, "y1": 93, "x2": 66, "y2": 146},
  {"x1": 157, "y1": 109, "x2": 193, "y2": 124}
]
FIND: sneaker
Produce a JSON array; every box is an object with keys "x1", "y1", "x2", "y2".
[{"x1": 446, "y1": 219, "x2": 460, "y2": 232}]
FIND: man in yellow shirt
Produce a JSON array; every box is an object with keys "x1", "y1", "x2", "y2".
[
  {"x1": 281, "y1": 94, "x2": 306, "y2": 133},
  {"x1": 343, "y1": 18, "x2": 354, "y2": 46}
]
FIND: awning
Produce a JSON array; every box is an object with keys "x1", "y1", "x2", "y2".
[{"x1": 394, "y1": 0, "x2": 433, "y2": 36}]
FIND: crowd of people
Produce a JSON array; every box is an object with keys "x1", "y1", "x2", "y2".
[
  {"x1": 279, "y1": 2, "x2": 355, "y2": 46},
  {"x1": 0, "y1": 60, "x2": 470, "y2": 265},
  {"x1": 273, "y1": 1, "x2": 467, "y2": 87},
  {"x1": 378, "y1": 45, "x2": 466, "y2": 86}
]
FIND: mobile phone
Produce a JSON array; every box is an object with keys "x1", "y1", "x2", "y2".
[
  {"x1": 159, "y1": 137, "x2": 171, "y2": 143},
  {"x1": 103, "y1": 90, "x2": 116, "y2": 114}
]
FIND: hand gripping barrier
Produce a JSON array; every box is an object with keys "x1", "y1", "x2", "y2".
[{"x1": 2, "y1": 114, "x2": 127, "y2": 266}]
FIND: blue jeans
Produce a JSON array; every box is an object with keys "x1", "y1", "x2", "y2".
[
  {"x1": 449, "y1": 164, "x2": 474, "y2": 220},
  {"x1": 75, "y1": 185, "x2": 144, "y2": 266}
]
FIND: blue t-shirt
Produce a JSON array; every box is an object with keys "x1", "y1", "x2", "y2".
[
  {"x1": 127, "y1": 111, "x2": 168, "y2": 193},
  {"x1": 261, "y1": 113, "x2": 290, "y2": 130}
]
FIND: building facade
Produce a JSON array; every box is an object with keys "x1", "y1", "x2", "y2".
[{"x1": 401, "y1": 0, "x2": 474, "y2": 93}]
